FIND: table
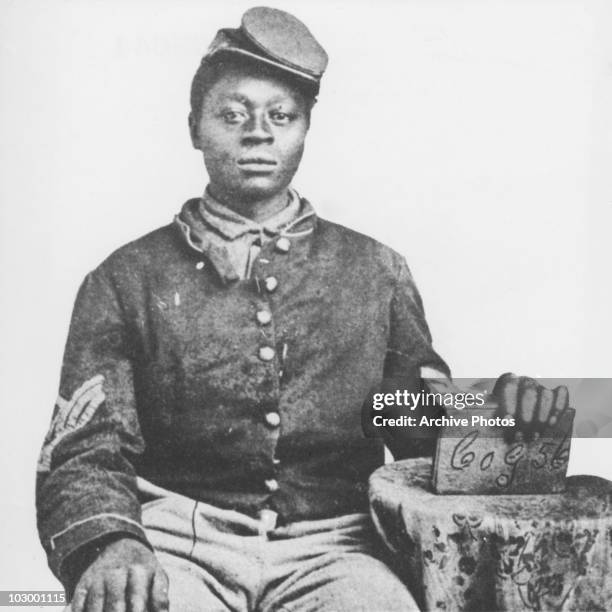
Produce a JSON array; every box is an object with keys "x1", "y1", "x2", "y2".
[{"x1": 369, "y1": 458, "x2": 612, "y2": 611}]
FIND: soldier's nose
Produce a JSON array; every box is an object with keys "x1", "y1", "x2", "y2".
[{"x1": 242, "y1": 114, "x2": 274, "y2": 145}]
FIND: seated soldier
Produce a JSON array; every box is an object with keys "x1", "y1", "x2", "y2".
[{"x1": 36, "y1": 7, "x2": 569, "y2": 612}]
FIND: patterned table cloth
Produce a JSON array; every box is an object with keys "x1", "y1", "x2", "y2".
[{"x1": 369, "y1": 457, "x2": 612, "y2": 611}]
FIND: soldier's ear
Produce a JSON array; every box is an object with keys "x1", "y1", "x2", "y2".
[
  {"x1": 188, "y1": 112, "x2": 201, "y2": 150},
  {"x1": 305, "y1": 97, "x2": 317, "y2": 130}
]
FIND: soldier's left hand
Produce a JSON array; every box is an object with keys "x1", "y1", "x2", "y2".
[{"x1": 492, "y1": 373, "x2": 570, "y2": 441}]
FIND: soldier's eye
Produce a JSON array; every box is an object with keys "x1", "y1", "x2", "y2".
[
  {"x1": 222, "y1": 110, "x2": 246, "y2": 124},
  {"x1": 270, "y1": 110, "x2": 294, "y2": 124}
]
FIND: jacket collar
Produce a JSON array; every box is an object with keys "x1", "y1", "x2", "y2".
[
  {"x1": 200, "y1": 187, "x2": 302, "y2": 240},
  {"x1": 174, "y1": 191, "x2": 317, "y2": 283}
]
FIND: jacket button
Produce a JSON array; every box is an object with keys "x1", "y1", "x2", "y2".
[
  {"x1": 256, "y1": 310, "x2": 272, "y2": 325},
  {"x1": 264, "y1": 277, "x2": 278, "y2": 292},
  {"x1": 265, "y1": 478, "x2": 279, "y2": 492},
  {"x1": 259, "y1": 346, "x2": 275, "y2": 361},
  {"x1": 196, "y1": 261, "x2": 205, "y2": 270},
  {"x1": 265, "y1": 412, "x2": 281, "y2": 428},
  {"x1": 275, "y1": 237, "x2": 290, "y2": 253}
]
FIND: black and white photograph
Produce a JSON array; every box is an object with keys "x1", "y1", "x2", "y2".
[{"x1": 1, "y1": 1, "x2": 611, "y2": 610}]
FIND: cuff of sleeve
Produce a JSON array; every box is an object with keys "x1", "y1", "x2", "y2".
[
  {"x1": 420, "y1": 366, "x2": 449, "y2": 380},
  {"x1": 420, "y1": 359, "x2": 452, "y2": 380},
  {"x1": 47, "y1": 514, "x2": 150, "y2": 586}
]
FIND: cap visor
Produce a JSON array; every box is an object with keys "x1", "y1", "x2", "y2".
[{"x1": 208, "y1": 46, "x2": 319, "y2": 90}]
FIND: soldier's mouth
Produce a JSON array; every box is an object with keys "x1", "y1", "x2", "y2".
[
  {"x1": 238, "y1": 157, "x2": 277, "y2": 166},
  {"x1": 237, "y1": 158, "x2": 278, "y2": 173}
]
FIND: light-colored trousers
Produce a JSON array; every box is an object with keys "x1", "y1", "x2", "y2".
[
  {"x1": 66, "y1": 489, "x2": 419, "y2": 611},
  {"x1": 146, "y1": 491, "x2": 418, "y2": 612}
]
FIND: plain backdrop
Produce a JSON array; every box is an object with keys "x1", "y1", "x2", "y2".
[{"x1": 1, "y1": 0, "x2": 611, "y2": 595}]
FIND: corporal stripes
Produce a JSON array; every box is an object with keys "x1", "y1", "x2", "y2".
[{"x1": 37, "y1": 375, "x2": 106, "y2": 473}]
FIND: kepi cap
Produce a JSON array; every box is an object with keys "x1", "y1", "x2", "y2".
[{"x1": 202, "y1": 7, "x2": 328, "y2": 95}]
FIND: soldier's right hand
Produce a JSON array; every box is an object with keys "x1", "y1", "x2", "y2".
[{"x1": 70, "y1": 538, "x2": 169, "y2": 612}]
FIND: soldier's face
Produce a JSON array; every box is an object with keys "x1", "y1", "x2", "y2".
[{"x1": 191, "y1": 66, "x2": 310, "y2": 202}]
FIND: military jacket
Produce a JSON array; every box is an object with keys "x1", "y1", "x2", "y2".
[{"x1": 36, "y1": 197, "x2": 449, "y2": 586}]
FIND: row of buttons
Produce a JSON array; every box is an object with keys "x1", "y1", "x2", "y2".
[
  {"x1": 256, "y1": 238, "x2": 287, "y2": 363},
  {"x1": 261, "y1": 238, "x2": 290, "y2": 494},
  {"x1": 190, "y1": 236, "x2": 290, "y2": 497}
]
